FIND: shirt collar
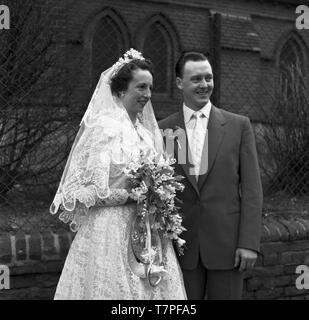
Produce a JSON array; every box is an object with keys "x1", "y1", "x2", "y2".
[{"x1": 183, "y1": 100, "x2": 212, "y2": 125}]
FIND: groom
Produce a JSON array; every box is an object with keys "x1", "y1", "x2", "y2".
[{"x1": 159, "y1": 52, "x2": 263, "y2": 300}]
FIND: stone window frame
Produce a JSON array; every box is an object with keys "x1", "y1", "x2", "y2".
[
  {"x1": 136, "y1": 13, "x2": 181, "y2": 100},
  {"x1": 83, "y1": 8, "x2": 131, "y2": 88},
  {"x1": 275, "y1": 31, "x2": 308, "y2": 97}
]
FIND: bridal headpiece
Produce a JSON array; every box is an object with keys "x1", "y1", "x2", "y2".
[{"x1": 111, "y1": 48, "x2": 145, "y2": 78}]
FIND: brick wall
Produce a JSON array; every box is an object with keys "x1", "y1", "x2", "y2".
[
  {"x1": 53, "y1": 0, "x2": 305, "y2": 120},
  {"x1": 0, "y1": 231, "x2": 73, "y2": 300},
  {"x1": 6, "y1": 0, "x2": 305, "y2": 119},
  {"x1": 244, "y1": 216, "x2": 309, "y2": 300},
  {"x1": 1, "y1": 216, "x2": 309, "y2": 300}
]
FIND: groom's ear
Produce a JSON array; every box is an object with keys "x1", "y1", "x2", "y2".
[{"x1": 176, "y1": 77, "x2": 183, "y2": 90}]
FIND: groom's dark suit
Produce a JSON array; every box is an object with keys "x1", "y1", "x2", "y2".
[{"x1": 159, "y1": 105, "x2": 263, "y2": 297}]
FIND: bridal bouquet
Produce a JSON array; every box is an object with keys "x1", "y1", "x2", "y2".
[{"x1": 124, "y1": 150, "x2": 186, "y2": 286}]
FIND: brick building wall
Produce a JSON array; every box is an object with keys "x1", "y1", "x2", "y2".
[
  {"x1": 1, "y1": 216, "x2": 309, "y2": 300},
  {"x1": 36, "y1": 0, "x2": 308, "y2": 189},
  {"x1": 44, "y1": 0, "x2": 309, "y2": 121},
  {"x1": 3, "y1": 0, "x2": 308, "y2": 120}
]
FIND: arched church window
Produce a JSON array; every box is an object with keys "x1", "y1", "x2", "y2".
[
  {"x1": 92, "y1": 16, "x2": 125, "y2": 85},
  {"x1": 143, "y1": 22, "x2": 170, "y2": 94},
  {"x1": 278, "y1": 36, "x2": 306, "y2": 100}
]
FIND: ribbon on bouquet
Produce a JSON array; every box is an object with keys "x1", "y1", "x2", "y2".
[
  {"x1": 144, "y1": 208, "x2": 166, "y2": 287},
  {"x1": 128, "y1": 203, "x2": 167, "y2": 287}
]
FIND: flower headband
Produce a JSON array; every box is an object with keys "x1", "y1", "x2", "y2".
[{"x1": 111, "y1": 48, "x2": 145, "y2": 77}]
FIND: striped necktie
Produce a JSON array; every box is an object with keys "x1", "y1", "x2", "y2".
[{"x1": 190, "y1": 111, "x2": 206, "y2": 179}]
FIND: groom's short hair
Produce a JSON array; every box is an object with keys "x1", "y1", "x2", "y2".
[{"x1": 175, "y1": 52, "x2": 209, "y2": 78}]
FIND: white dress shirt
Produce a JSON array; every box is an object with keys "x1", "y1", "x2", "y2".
[{"x1": 183, "y1": 101, "x2": 211, "y2": 177}]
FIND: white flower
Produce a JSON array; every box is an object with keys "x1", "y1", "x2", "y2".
[
  {"x1": 177, "y1": 238, "x2": 186, "y2": 247},
  {"x1": 165, "y1": 184, "x2": 176, "y2": 194},
  {"x1": 130, "y1": 182, "x2": 148, "y2": 202},
  {"x1": 155, "y1": 186, "x2": 171, "y2": 201},
  {"x1": 140, "y1": 247, "x2": 157, "y2": 264},
  {"x1": 111, "y1": 48, "x2": 145, "y2": 77}
]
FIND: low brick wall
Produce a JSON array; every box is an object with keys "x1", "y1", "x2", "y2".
[
  {"x1": 0, "y1": 231, "x2": 74, "y2": 300},
  {"x1": 1, "y1": 216, "x2": 309, "y2": 300},
  {"x1": 243, "y1": 215, "x2": 309, "y2": 300}
]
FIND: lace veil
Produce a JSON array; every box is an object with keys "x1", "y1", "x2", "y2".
[{"x1": 50, "y1": 49, "x2": 163, "y2": 231}]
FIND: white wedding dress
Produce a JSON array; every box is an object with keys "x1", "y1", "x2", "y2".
[{"x1": 53, "y1": 121, "x2": 187, "y2": 300}]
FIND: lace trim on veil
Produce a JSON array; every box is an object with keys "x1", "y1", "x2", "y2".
[{"x1": 50, "y1": 50, "x2": 163, "y2": 232}]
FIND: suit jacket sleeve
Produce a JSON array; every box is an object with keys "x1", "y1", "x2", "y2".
[{"x1": 237, "y1": 117, "x2": 263, "y2": 252}]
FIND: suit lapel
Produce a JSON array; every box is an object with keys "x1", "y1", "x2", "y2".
[
  {"x1": 198, "y1": 105, "x2": 227, "y2": 190},
  {"x1": 171, "y1": 111, "x2": 199, "y2": 196}
]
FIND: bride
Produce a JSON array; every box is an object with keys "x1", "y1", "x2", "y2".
[{"x1": 50, "y1": 49, "x2": 187, "y2": 300}]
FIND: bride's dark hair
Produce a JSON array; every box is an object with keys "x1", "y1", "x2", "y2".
[{"x1": 110, "y1": 59, "x2": 153, "y2": 96}]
